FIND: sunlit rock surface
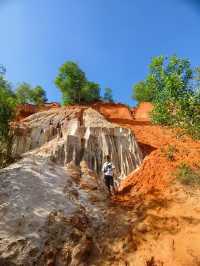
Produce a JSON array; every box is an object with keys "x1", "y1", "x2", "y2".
[
  {"x1": 0, "y1": 156, "x2": 106, "y2": 265},
  {"x1": 11, "y1": 107, "x2": 143, "y2": 178},
  {"x1": 0, "y1": 106, "x2": 143, "y2": 264}
]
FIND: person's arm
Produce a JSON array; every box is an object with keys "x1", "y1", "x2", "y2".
[
  {"x1": 112, "y1": 164, "x2": 116, "y2": 177},
  {"x1": 102, "y1": 163, "x2": 105, "y2": 173}
]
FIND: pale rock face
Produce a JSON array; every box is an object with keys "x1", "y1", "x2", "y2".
[
  {"x1": 11, "y1": 107, "x2": 143, "y2": 178},
  {"x1": 0, "y1": 107, "x2": 143, "y2": 265},
  {"x1": 0, "y1": 156, "x2": 107, "y2": 265}
]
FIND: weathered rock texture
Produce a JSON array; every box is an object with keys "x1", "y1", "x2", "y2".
[
  {"x1": 0, "y1": 155, "x2": 108, "y2": 265},
  {"x1": 0, "y1": 106, "x2": 143, "y2": 265},
  {"x1": 11, "y1": 107, "x2": 143, "y2": 178},
  {"x1": 15, "y1": 102, "x2": 61, "y2": 121}
]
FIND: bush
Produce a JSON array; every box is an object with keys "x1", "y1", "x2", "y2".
[
  {"x1": 175, "y1": 163, "x2": 200, "y2": 186},
  {"x1": 103, "y1": 88, "x2": 113, "y2": 102},
  {"x1": 133, "y1": 55, "x2": 200, "y2": 140},
  {"x1": 16, "y1": 83, "x2": 47, "y2": 105},
  {"x1": 132, "y1": 80, "x2": 155, "y2": 103},
  {"x1": 165, "y1": 145, "x2": 177, "y2": 161},
  {"x1": 0, "y1": 73, "x2": 17, "y2": 168},
  {"x1": 55, "y1": 61, "x2": 100, "y2": 105}
]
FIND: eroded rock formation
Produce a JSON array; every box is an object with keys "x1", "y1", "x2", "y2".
[
  {"x1": 11, "y1": 107, "x2": 143, "y2": 178},
  {"x1": 0, "y1": 106, "x2": 143, "y2": 265}
]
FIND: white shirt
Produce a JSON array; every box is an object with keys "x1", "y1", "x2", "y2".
[{"x1": 102, "y1": 162, "x2": 115, "y2": 176}]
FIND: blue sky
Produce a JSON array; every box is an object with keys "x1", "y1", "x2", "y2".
[{"x1": 0, "y1": 0, "x2": 200, "y2": 106}]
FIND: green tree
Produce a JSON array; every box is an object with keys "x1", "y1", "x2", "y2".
[
  {"x1": 81, "y1": 82, "x2": 100, "y2": 103},
  {"x1": 0, "y1": 75, "x2": 16, "y2": 139},
  {"x1": 31, "y1": 86, "x2": 47, "y2": 105},
  {"x1": 15, "y1": 83, "x2": 32, "y2": 104},
  {"x1": 103, "y1": 88, "x2": 113, "y2": 102},
  {"x1": 55, "y1": 61, "x2": 100, "y2": 104},
  {"x1": 132, "y1": 55, "x2": 200, "y2": 138},
  {"x1": 132, "y1": 81, "x2": 154, "y2": 103},
  {"x1": 148, "y1": 55, "x2": 193, "y2": 126},
  {"x1": 0, "y1": 70, "x2": 17, "y2": 168},
  {"x1": 55, "y1": 61, "x2": 87, "y2": 104},
  {"x1": 16, "y1": 83, "x2": 47, "y2": 105}
]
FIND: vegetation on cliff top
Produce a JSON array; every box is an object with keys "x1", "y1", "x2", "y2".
[
  {"x1": 0, "y1": 68, "x2": 16, "y2": 167},
  {"x1": 132, "y1": 55, "x2": 200, "y2": 139},
  {"x1": 0, "y1": 67, "x2": 48, "y2": 168},
  {"x1": 55, "y1": 61, "x2": 113, "y2": 105},
  {"x1": 16, "y1": 83, "x2": 47, "y2": 105}
]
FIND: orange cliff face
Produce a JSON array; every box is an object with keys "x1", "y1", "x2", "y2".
[
  {"x1": 134, "y1": 102, "x2": 154, "y2": 121},
  {"x1": 92, "y1": 102, "x2": 133, "y2": 122},
  {"x1": 93, "y1": 101, "x2": 154, "y2": 124},
  {"x1": 15, "y1": 102, "x2": 61, "y2": 121},
  {"x1": 7, "y1": 101, "x2": 200, "y2": 265},
  {"x1": 96, "y1": 102, "x2": 200, "y2": 197}
]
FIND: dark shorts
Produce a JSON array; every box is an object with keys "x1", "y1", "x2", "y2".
[{"x1": 104, "y1": 175, "x2": 114, "y2": 188}]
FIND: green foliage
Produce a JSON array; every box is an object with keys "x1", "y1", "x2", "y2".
[
  {"x1": 81, "y1": 82, "x2": 100, "y2": 103},
  {"x1": 15, "y1": 83, "x2": 32, "y2": 104},
  {"x1": 103, "y1": 88, "x2": 113, "y2": 102},
  {"x1": 31, "y1": 86, "x2": 47, "y2": 105},
  {"x1": 0, "y1": 71, "x2": 17, "y2": 168},
  {"x1": 0, "y1": 65, "x2": 47, "y2": 168},
  {"x1": 161, "y1": 145, "x2": 177, "y2": 161},
  {"x1": 132, "y1": 81, "x2": 154, "y2": 103},
  {"x1": 175, "y1": 163, "x2": 200, "y2": 186},
  {"x1": 16, "y1": 83, "x2": 47, "y2": 105},
  {"x1": 0, "y1": 75, "x2": 16, "y2": 140},
  {"x1": 133, "y1": 55, "x2": 200, "y2": 139},
  {"x1": 55, "y1": 61, "x2": 100, "y2": 104}
]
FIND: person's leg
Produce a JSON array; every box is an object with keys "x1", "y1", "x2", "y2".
[
  {"x1": 104, "y1": 175, "x2": 112, "y2": 195},
  {"x1": 110, "y1": 176, "x2": 116, "y2": 195}
]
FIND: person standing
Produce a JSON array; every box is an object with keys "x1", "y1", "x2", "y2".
[{"x1": 102, "y1": 155, "x2": 116, "y2": 196}]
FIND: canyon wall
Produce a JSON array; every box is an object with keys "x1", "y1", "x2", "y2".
[
  {"x1": 11, "y1": 107, "x2": 143, "y2": 178},
  {"x1": 0, "y1": 106, "x2": 143, "y2": 265}
]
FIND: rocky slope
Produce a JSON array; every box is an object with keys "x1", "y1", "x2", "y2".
[
  {"x1": 101, "y1": 105, "x2": 200, "y2": 266},
  {"x1": 11, "y1": 107, "x2": 142, "y2": 178},
  {"x1": 0, "y1": 106, "x2": 143, "y2": 265},
  {"x1": 2, "y1": 102, "x2": 200, "y2": 265}
]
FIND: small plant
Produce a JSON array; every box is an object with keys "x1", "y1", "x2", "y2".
[
  {"x1": 175, "y1": 163, "x2": 200, "y2": 186},
  {"x1": 162, "y1": 145, "x2": 177, "y2": 161},
  {"x1": 175, "y1": 129, "x2": 185, "y2": 140}
]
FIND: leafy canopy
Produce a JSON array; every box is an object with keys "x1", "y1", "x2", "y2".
[
  {"x1": 16, "y1": 83, "x2": 47, "y2": 105},
  {"x1": 132, "y1": 55, "x2": 193, "y2": 104},
  {"x1": 132, "y1": 81, "x2": 154, "y2": 103},
  {"x1": 55, "y1": 61, "x2": 100, "y2": 104},
  {"x1": 31, "y1": 86, "x2": 47, "y2": 105},
  {"x1": 103, "y1": 88, "x2": 113, "y2": 102},
  {"x1": 132, "y1": 55, "x2": 200, "y2": 139},
  {"x1": 0, "y1": 72, "x2": 16, "y2": 140}
]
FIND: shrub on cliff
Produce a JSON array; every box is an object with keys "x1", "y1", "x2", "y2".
[
  {"x1": 132, "y1": 81, "x2": 155, "y2": 103},
  {"x1": 0, "y1": 74, "x2": 16, "y2": 140},
  {"x1": 0, "y1": 71, "x2": 17, "y2": 168},
  {"x1": 55, "y1": 61, "x2": 100, "y2": 105},
  {"x1": 103, "y1": 88, "x2": 113, "y2": 102},
  {"x1": 16, "y1": 83, "x2": 47, "y2": 105},
  {"x1": 132, "y1": 55, "x2": 200, "y2": 139}
]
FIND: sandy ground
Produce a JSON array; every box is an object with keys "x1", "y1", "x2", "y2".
[
  {"x1": 97, "y1": 104, "x2": 200, "y2": 266},
  {"x1": 4, "y1": 102, "x2": 200, "y2": 265}
]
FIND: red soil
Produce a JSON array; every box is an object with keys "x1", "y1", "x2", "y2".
[
  {"x1": 134, "y1": 102, "x2": 154, "y2": 121},
  {"x1": 15, "y1": 102, "x2": 61, "y2": 121},
  {"x1": 93, "y1": 102, "x2": 133, "y2": 121},
  {"x1": 99, "y1": 103, "x2": 200, "y2": 198},
  {"x1": 15, "y1": 101, "x2": 200, "y2": 197}
]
